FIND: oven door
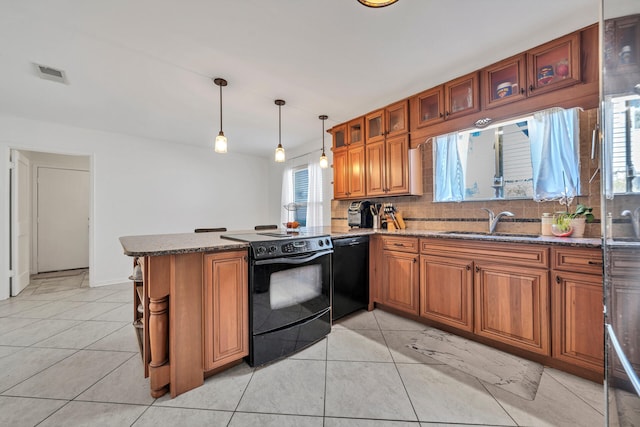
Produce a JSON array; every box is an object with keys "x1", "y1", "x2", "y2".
[{"x1": 251, "y1": 249, "x2": 332, "y2": 335}]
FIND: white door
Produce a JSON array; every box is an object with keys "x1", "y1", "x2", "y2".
[
  {"x1": 37, "y1": 167, "x2": 89, "y2": 272},
  {"x1": 11, "y1": 151, "x2": 30, "y2": 296}
]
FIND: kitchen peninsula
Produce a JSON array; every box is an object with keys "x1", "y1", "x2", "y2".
[{"x1": 120, "y1": 228, "x2": 603, "y2": 398}]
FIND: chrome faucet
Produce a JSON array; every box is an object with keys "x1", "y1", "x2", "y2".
[
  {"x1": 481, "y1": 208, "x2": 515, "y2": 234},
  {"x1": 621, "y1": 207, "x2": 640, "y2": 238}
]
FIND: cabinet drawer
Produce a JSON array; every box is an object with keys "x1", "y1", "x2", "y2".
[
  {"x1": 421, "y1": 238, "x2": 548, "y2": 268},
  {"x1": 610, "y1": 248, "x2": 640, "y2": 277},
  {"x1": 551, "y1": 247, "x2": 603, "y2": 275},
  {"x1": 382, "y1": 236, "x2": 419, "y2": 253}
]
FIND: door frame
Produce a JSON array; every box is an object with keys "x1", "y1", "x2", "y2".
[{"x1": 1, "y1": 146, "x2": 94, "y2": 300}]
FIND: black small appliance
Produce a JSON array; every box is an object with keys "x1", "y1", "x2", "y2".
[{"x1": 347, "y1": 201, "x2": 373, "y2": 228}]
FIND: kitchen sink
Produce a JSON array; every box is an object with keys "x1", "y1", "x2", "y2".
[{"x1": 441, "y1": 231, "x2": 540, "y2": 238}]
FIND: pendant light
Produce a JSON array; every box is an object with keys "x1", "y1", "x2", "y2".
[
  {"x1": 357, "y1": 0, "x2": 398, "y2": 8},
  {"x1": 319, "y1": 115, "x2": 329, "y2": 169},
  {"x1": 274, "y1": 99, "x2": 286, "y2": 162},
  {"x1": 213, "y1": 77, "x2": 228, "y2": 153}
]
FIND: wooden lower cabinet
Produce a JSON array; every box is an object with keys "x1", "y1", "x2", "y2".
[
  {"x1": 381, "y1": 238, "x2": 419, "y2": 315},
  {"x1": 203, "y1": 251, "x2": 249, "y2": 372},
  {"x1": 551, "y1": 270, "x2": 604, "y2": 372},
  {"x1": 474, "y1": 262, "x2": 550, "y2": 355},
  {"x1": 609, "y1": 248, "x2": 640, "y2": 385},
  {"x1": 419, "y1": 255, "x2": 473, "y2": 332}
]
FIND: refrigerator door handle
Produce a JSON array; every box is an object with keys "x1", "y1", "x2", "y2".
[{"x1": 607, "y1": 323, "x2": 640, "y2": 397}]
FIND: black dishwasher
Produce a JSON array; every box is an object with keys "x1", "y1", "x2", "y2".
[{"x1": 332, "y1": 235, "x2": 369, "y2": 321}]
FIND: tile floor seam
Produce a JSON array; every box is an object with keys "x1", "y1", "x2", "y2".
[
  {"x1": 544, "y1": 369, "x2": 606, "y2": 416},
  {"x1": 380, "y1": 326, "x2": 422, "y2": 423},
  {"x1": 66, "y1": 351, "x2": 137, "y2": 402},
  {"x1": 35, "y1": 398, "x2": 75, "y2": 426},
  {"x1": 475, "y1": 372, "x2": 521, "y2": 426},
  {"x1": 0, "y1": 348, "x2": 82, "y2": 395}
]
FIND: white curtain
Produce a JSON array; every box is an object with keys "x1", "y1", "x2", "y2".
[
  {"x1": 528, "y1": 107, "x2": 580, "y2": 203},
  {"x1": 306, "y1": 160, "x2": 323, "y2": 228},
  {"x1": 280, "y1": 166, "x2": 293, "y2": 226},
  {"x1": 280, "y1": 154, "x2": 325, "y2": 228},
  {"x1": 434, "y1": 132, "x2": 468, "y2": 201}
]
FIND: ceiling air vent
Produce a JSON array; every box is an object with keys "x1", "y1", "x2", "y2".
[{"x1": 34, "y1": 63, "x2": 68, "y2": 84}]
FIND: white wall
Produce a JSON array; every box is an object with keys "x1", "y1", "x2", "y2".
[{"x1": 0, "y1": 114, "x2": 275, "y2": 298}]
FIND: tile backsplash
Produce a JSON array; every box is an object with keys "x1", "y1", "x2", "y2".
[{"x1": 332, "y1": 109, "x2": 605, "y2": 238}]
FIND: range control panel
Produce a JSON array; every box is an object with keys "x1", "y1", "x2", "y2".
[{"x1": 252, "y1": 236, "x2": 333, "y2": 260}]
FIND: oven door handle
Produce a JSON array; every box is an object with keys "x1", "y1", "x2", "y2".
[{"x1": 254, "y1": 249, "x2": 333, "y2": 266}]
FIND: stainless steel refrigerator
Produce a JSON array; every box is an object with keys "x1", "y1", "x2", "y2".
[{"x1": 602, "y1": 1, "x2": 640, "y2": 424}]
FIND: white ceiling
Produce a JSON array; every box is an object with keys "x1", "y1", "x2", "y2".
[{"x1": 0, "y1": 0, "x2": 599, "y2": 159}]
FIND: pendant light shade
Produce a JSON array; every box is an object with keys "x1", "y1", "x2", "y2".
[
  {"x1": 357, "y1": 0, "x2": 398, "y2": 7},
  {"x1": 319, "y1": 115, "x2": 329, "y2": 169},
  {"x1": 275, "y1": 99, "x2": 286, "y2": 162},
  {"x1": 213, "y1": 78, "x2": 228, "y2": 153}
]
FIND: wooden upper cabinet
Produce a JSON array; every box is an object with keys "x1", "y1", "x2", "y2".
[
  {"x1": 385, "y1": 134, "x2": 410, "y2": 195},
  {"x1": 333, "y1": 144, "x2": 365, "y2": 200},
  {"x1": 365, "y1": 100, "x2": 408, "y2": 144},
  {"x1": 482, "y1": 54, "x2": 528, "y2": 109},
  {"x1": 366, "y1": 134, "x2": 409, "y2": 196},
  {"x1": 386, "y1": 100, "x2": 409, "y2": 138},
  {"x1": 347, "y1": 117, "x2": 365, "y2": 146},
  {"x1": 413, "y1": 85, "x2": 445, "y2": 129},
  {"x1": 347, "y1": 145, "x2": 366, "y2": 198},
  {"x1": 527, "y1": 32, "x2": 581, "y2": 97},
  {"x1": 366, "y1": 109, "x2": 385, "y2": 144},
  {"x1": 444, "y1": 72, "x2": 480, "y2": 120},
  {"x1": 331, "y1": 123, "x2": 347, "y2": 150}
]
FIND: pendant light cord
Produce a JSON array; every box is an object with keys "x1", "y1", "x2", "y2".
[
  {"x1": 219, "y1": 84, "x2": 223, "y2": 133},
  {"x1": 278, "y1": 103, "x2": 282, "y2": 145}
]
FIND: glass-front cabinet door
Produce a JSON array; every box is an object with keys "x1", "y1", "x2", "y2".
[
  {"x1": 414, "y1": 86, "x2": 445, "y2": 128},
  {"x1": 482, "y1": 54, "x2": 527, "y2": 109},
  {"x1": 347, "y1": 117, "x2": 364, "y2": 146},
  {"x1": 444, "y1": 72, "x2": 480, "y2": 120},
  {"x1": 385, "y1": 100, "x2": 408, "y2": 138},
  {"x1": 331, "y1": 123, "x2": 347, "y2": 150},
  {"x1": 527, "y1": 33, "x2": 581, "y2": 96},
  {"x1": 365, "y1": 109, "x2": 384, "y2": 144}
]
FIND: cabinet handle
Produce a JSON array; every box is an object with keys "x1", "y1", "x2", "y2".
[
  {"x1": 394, "y1": 243, "x2": 404, "y2": 247},
  {"x1": 588, "y1": 260, "x2": 603, "y2": 266},
  {"x1": 445, "y1": 111, "x2": 450, "y2": 117},
  {"x1": 474, "y1": 265, "x2": 480, "y2": 273},
  {"x1": 520, "y1": 87, "x2": 525, "y2": 94},
  {"x1": 413, "y1": 258, "x2": 417, "y2": 263},
  {"x1": 529, "y1": 84, "x2": 534, "y2": 92},
  {"x1": 466, "y1": 264, "x2": 471, "y2": 271},
  {"x1": 556, "y1": 275, "x2": 561, "y2": 284},
  {"x1": 439, "y1": 113, "x2": 444, "y2": 118}
]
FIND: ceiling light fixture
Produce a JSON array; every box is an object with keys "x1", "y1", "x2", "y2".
[
  {"x1": 319, "y1": 115, "x2": 329, "y2": 169},
  {"x1": 213, "y1": 77, "x2": 228, "y2": 153},
  {"x1": 275, "y1": 99, "x2": 286, "y2": 163},
  {"x1": 357, "y1": 0, "x2": 399, "y2": 8}
]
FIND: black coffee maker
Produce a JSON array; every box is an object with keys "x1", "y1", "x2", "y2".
[{"x1": 347, "y1": 201, "x2": 373, "y2": 228}]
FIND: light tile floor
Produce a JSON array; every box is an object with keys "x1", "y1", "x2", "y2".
[{"x1": 0, "y1": 270, "x2": 607, "y2": 426}]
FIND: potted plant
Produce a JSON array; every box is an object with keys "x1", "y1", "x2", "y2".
[{"x1": 553, "y1": 203, "x2": 594, "y2": 237}]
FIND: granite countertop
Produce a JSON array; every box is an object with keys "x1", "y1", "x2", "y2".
[{"x1": 121, "y1": 227, "x2": 603, "y2": 257}]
